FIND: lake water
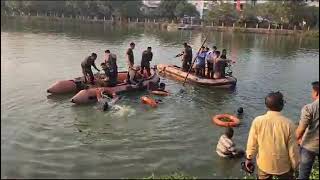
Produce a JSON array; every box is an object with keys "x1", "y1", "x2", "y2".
[{"x1": 1, "y1": 17, "x2": 319, "y2": 178}]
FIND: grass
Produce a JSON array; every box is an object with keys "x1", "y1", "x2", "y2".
[
  {"x1": 143, "y1": 172, "x2": 196, "y2": 179},
  {"x1": 143, "y1": 160, "x2": 319, "y2": 179}
]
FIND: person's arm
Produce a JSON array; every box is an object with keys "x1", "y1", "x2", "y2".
[
  {"x1": 150, "y1": 52, "x2": 153, "y2": 61},
  {"x1": 92, "y1": 62, "x2": 100, "y2": 71},
  {"x1": 288, "y1": 123, "x2": 300, "y2": 171},
  {"x1": 296, "y1": 105, "x2": 311, "y2": 143},
  {"x1": 246, "y1": 119, "x2": 258, "y2": 160}
]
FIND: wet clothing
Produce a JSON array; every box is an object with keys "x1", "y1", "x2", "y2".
[
  {"x1": 81, "y1": 56, "x2": 98, "y2": 83},
  {"x1": 246, "y1": 111, "x2": 299, "y2": 175},
  {"x1": 182, "y1": 45, "x2": 192, "y2": 72},
  {"x1": 141, "y1": 50, "x2": 153, "y2": 76},
  {"x1": 216, "y1": 135, "x2": 237, "y2": 158},
  {"x1": 126, "y1": 48, "x2": 134, "y2": 68}
]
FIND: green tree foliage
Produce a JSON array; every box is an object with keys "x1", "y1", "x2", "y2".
[
  {"x1": 1, "y1": 0, "x2": 141, "y2": 19},
  {"x1": 204, "y1": 1, "x2": 319, "y2": 28},
  {"x1": 206, "y1": 3, "x2": 239, "y2": 25},
  {"x1": 174, "y1": 1, "x2": 199, "y2": 18}
]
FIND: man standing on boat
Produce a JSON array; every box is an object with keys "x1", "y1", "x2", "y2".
[
  {"x1": 176, "y1": 43, "x2": 192, "y2": 72},
  {"x1": 206, "y1": 46, "x2": 217, "y2": 79},
  {"x1": 81, "y1": 53, "x2": 100, "y2": 85},
  {"x1": 102, "y1": 49, "x2": 118, "y2": 87},
  {"x1": 140, "y1": 47, "x2": 153, "y2": 77},
  {"x1": 126, "y1": 42, "x2": 135, "y2": 81}
]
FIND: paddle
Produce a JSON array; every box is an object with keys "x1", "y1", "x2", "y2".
[{"x1": 182, "y1": 36, "x2": 208, "y2": 87}]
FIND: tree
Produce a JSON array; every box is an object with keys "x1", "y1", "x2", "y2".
[
  {"x1": 157, "y1": 0, "x2": 181, "y2": 19},
  {"x1": 174, "y1": 1, "x2": 199, "y2": 18},
  {"x1": 205, "y1": 3, "x2": 239, "y2": 25}
]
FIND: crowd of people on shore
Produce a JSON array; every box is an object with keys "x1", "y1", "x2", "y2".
[
  {"x1": 176, "y1": 42, "x2": 234, "y2": 79},
  {"x1": 216, "y1": 82, "x2": 319, "y2": 179}
]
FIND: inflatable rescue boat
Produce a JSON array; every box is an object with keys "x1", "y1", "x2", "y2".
[{"x1": 70, "y1": 69, "x2": 160, "y2": 104}]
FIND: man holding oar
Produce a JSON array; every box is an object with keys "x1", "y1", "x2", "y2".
[{"x1": 175, "y1": 42, "x2": 193, "y2": 72}]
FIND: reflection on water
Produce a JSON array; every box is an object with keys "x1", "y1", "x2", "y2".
[{"x1": 1, "y1": 16, "x2": 319, "y2": 179}]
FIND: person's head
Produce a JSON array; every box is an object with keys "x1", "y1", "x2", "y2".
[
  {"x1": 105, "y1": 49, "x2": 110, "y2": 54},
  {"x1": 183, "y1": 42, "x2": 188, "y2": 47},
  {"x1": 102, "y1": 101, "x2": 109, "y2": 111},
  {"x1": 222, "y1": 49, "x2": 227, "y2": 55},
  {"x1": 130, "y1": 42, "x2": 135, "y2": 49},
  {"x1": 225, "y1": 127, "x2": 234, "y2": 139},
  {"x1": 91, "y1": 53, "x2": 97, "y2": 60},
  {"x1": 159, "y1": 82, "x2": 166, "y2": 90},
  {"x1": 215, "y1": 51, "x2": 221, "y2": 58},
  {"x1": 206, "y1": 47, "x2": 209, "y2": 51},
  {"x1": 200, "y1": 46, "x2": 205, "y2": 51},
  {"x1": 311, "y1": 81, "x2": 319, "y2": 100},
  {"x1": 147, "y1": 47, "x2": 152, "y2": 52},
  {"x1": 213, "y1": 46, "x2": 217, "y2": 50},
  {"x1": 237, "y1": 107, "x2": 244, "y2": 114},
  {"x1": 265, "y1": 91, "x2": 285, "y2": 112}
]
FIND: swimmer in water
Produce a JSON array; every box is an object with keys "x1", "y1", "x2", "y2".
[{"x1": 96, "y1": 88, "x2": 121, "y2": 111}]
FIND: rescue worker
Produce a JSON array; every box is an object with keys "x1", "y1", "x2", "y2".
[
  {"x1": 140, "y1": 47, "x2": 153, "y2": 77},
  {"x1": 102, "y1": 49, "x2": 118, "y2": 87},
  {"x1": 81, "y1": 53, "x2": 100, "y2": 84},
  {"x1": 176, "y1": 43, "x2": 192, "y2": 72}
]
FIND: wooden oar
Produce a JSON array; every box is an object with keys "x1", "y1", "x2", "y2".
[{"x1": 182, "y1": 37, "x2": 208, "y2": 86}]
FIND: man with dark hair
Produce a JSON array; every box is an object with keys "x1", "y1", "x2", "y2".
[
  {"x1": 126, "y1": 42, "x2": 135, "y2": 69},
  {"x1": 81, "y1": 53, "x2": 100, "y2": 84},
  {"x1": 296, "y1": 81, "x2": 319, "y2": 179},
  {"x1": 216, "y1": 127, "x2": 244, "y2": 158},
  {"x1": 194, "y1": 46, "x2": 206, "y2": 77},
  {"x1": 102, "y1": 49, "x2": 118, "y2": 87},
  {"x1": 176, "y1": 42, "x2": 192, "y2": 72},
  {"x1": 245, "y1": 91, "x2": 299, "y2": 179},
  {"x1": 140, "y1": 47, "x2": 153, "y2": 77}
]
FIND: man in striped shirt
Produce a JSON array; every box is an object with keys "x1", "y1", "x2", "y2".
[{"x1": 216, "y1": 127, "x2": 244, "y2": 158}]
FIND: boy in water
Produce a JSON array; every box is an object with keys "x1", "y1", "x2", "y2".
[{"x1": 216, "y1": 127, "x2": 245, "y2": 158}]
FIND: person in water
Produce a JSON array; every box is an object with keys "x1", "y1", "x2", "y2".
[
  {"x1": 176, "y1": 43, "x2": 193, "y2": 72},
  {"x1": 96, "y1": 88, "x2": 120, "y2": 111},
  {"x1": 140, "y1": 47, "x2": 153, "y2": 77},
  {"x1": 81, "y1": 53, "x2": 100, "y2": 84},
  {"x1": 194, "y1": 46, "x2": 206, "y2": 77},
  {"x1": 216, "y1": 127, "x2": 245, "y2": 158},
  {"x1": 128, "y1": 65, "x2": 144, "y2": 86},
  {"x1": 101, "y1": 50, "x2": 118, "y2": 87}
]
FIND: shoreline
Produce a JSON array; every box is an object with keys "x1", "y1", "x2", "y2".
[{"x1": 1, "y1": 15, "x2": 319, "y2": 38}]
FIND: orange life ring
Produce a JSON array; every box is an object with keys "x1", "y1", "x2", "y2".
[
  {"x1": 141, "y1": 96, "x2": 157, "y2": 108},
  {"x1": 212, "y1": 114, "x2": 240, "y2": 127},
  {"x1": 150, "y1": 90, "x2": 169, "y2": 96}
]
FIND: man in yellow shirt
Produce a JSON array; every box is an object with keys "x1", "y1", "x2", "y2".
[{"x1": 245, "y1": 91, "x2": 300, "y2": 179}]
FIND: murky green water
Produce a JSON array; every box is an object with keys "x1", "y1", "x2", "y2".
[{"x1": 1, "y1": 17, "x2": 319, "y2": 178}]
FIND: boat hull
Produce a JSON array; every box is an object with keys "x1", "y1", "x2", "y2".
[
  {"x1": 157, "y1": 64, "x2": 237, "y2": 88},
  {"x1": 70, "y1": 70, "x2": 160, "y2": 104}
]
